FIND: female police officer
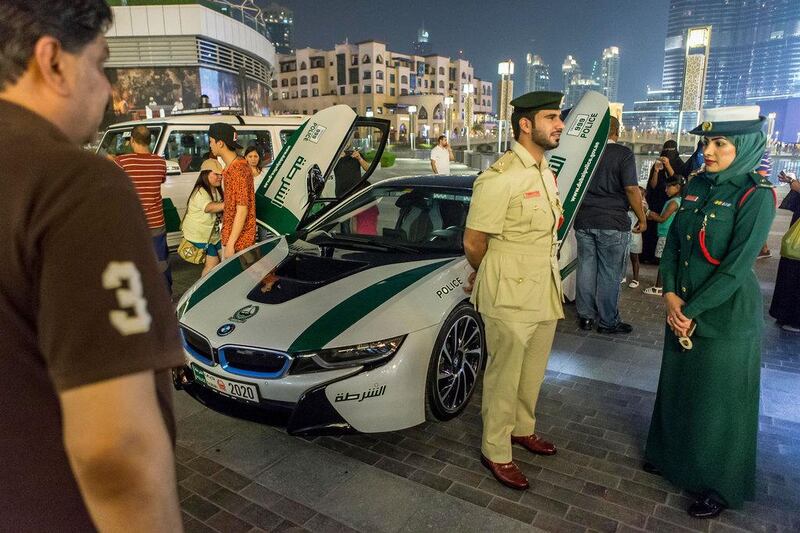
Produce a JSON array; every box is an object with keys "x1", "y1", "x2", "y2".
[{"x1": 644, "y1": 106, "x2": 776, "y2": 518}]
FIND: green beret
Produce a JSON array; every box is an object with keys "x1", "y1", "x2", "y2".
[
  {"x1": 689, "y1": 106, "x2": 766, "y2": 136},
  {"x1": 510, "y1": 91, "x2": 564, "y2": 112}
]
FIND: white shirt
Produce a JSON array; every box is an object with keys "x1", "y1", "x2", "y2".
[{"x1": 430, "y1": 145, "x2": 451, "y2": 175}]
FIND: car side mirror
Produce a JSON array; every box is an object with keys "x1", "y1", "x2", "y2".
[{"x1": 166, "y1": 160, "x2": 181, "y2": 176}]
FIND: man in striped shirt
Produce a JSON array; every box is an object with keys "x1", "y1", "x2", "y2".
[{"x1": 115, "y1": 125, "x2": 171, "y2": 291}]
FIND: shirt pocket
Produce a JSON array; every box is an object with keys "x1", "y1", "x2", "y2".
[
  {"x1": 701, "y1": 206, "x2": 735, "y2": 261},
  {"x1": 493, "y1": 255, "x2": 543, "y2": 311}
]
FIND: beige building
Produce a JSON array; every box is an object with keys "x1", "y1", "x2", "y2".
[{"x1": 270, "y1": 40, "x2": 493, "y2": 143}]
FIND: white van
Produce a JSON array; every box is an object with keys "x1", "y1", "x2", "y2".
[{"x1": 96, "y1": 111, "x2": 308, "y2": 247}]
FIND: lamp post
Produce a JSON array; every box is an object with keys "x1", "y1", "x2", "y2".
[
  {"x1": 408, "y1": 105, "x2": 417, "y2": 151},
  {"x1": 443, "y1": 96, "x2": 454, "y2": 138},
  {"x1": 463, "y1": 83, "x2": 474, "y2": 153},
  {"x1": 497, "y1": 60, "x2": 514, "y2": 153}
]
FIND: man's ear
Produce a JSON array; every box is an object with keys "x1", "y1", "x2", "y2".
[
  {"x1": 32, "y1": 36, "x2": 72, "y2": 97},
  {"x1": 520, "y1": 116, "x2": 534, "y2": 135}
]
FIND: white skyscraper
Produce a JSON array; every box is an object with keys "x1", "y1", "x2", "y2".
[{"x1": 600, "y1": 46, "x2": 620, "y2": 102}]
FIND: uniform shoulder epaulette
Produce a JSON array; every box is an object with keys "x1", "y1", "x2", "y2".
[
  {"x1": 488, "y1": 150, "x2": 515, "y2": 173},
  {"x1": 748, "y1": 171, "x2": 774, "y2": 188}
]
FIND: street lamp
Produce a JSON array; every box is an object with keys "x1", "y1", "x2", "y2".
[
  {"x1": 498, "y1": 60, "x2": 514, "y2": 153},
  {"x1": 443, "y1": 96, "x2": 454, "y2": 138},
  {"x1": 463, "y1": 83, "x2": 474, "y2": 153},
  {"x1": 408, "y1": 105, "x2": 417, "y2": 151}
]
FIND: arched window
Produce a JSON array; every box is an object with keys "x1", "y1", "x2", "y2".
[
  {"x1": 300, "y1": 75, "x2": 308, "y2": 84},
  {"x1": 401, "y1": 75, "x2": 408, "y2": 84},
  {"x1": 291, "y1": 77, "x2": 297, "y2": 86},
  {"x1": 433, "y1": 104, "x2": 443, "y2": 120},
  {"x1": 376, "y1": 54, "x2": 384, "y2": 64},
  {"x1": 301, "y1": 89, "x2": 308, "y2": 97},
  {"x1": 362, "y1": 54, "x2": 371, "y2": 63},
  {"x1": 461, "y1": 72, "x2": 466, "y2": 79},
  {"x1": 299, "y1": 61, "x2": 307, "y2": 70},
  {"x1": 438, "y1": 80, "x2": 444, "y2": 88},
  {"x1": 418, "y1": 106, "x2": 428, "y2": 120},
  {"x1": 281, "y1": 79, "x2": 288, "y2": 87},
  {"x1": 376, "y1": 70, "x2": 384, "y2": 80},
  {"x1": 439, "y1": 66, "x2": 445, "y2": 75},
  {"x1": 311, "y1": 74, "x2": 319, "y2": 83}
]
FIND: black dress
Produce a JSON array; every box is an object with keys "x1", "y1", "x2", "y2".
[
  {"x1": 769, "y1": 190, "x2": 800, "y2": 328},
  {"x1": 643, "y1": 155, "x2": 684, "y2": 262}
]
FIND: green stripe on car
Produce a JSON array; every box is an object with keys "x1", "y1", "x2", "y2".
[
  {"x1": 289, "y1": 259, "x2": 452, "y2": 353},
  {"x1": 181, "y1": 239, "x2": 281, "y2": 316}
]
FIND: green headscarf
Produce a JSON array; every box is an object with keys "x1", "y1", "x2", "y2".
[{"x1": 705, "y1": 131, "x2": 767, "y2": 185}]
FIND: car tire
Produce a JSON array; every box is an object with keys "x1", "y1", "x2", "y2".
[{"x1": 425, "y1": 302, "x2": 485, "y2": 421}]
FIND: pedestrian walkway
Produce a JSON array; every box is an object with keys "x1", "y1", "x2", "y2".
[{"x1": 171, "y1": 184, "x2": 800, "y2": 533}]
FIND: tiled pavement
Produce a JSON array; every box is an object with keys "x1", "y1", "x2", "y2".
[{"x1": 170, "y1": 187, "x2": 800, "y2": 532}]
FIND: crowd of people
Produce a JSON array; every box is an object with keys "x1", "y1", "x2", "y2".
[{"x1": 4, "y1": 1, "x2": 800, "y2": 530}]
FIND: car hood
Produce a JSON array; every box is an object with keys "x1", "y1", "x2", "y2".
[{"x1": 177, "y1": 236, "x2": 457, "y2": 352}]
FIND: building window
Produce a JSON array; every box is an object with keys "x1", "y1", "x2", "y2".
[
  {"x1": 390, "y1": 87, "x2": 395, "y2": 96},
  {"x1": 390, "y1": 73, "x2": 396, "y2": 83},
  {"x1": 351, "y1": 55, "x2": 358, "y2": 65},
  {"x1": 468, "y1": 74, "x2": 472, "y2": 81},
  {"x1": 271, "y1": 79, "x2": 278, "y2": 88},
  {"x1": 299, "y1": 61, "x2": 307, "y2": 70},
  {"x1": 363, "y1": 71, "x2": 371, "y2": 80},
  {"x1": 439, "y1": 80, "x2": 444, "y2": 88},
  {"x1": 401, "y1": 88, "x2": 408, "y2": 95},
  {"x1": 313, "y1": 88, "x2": 320, "y2": 96},
  {"x1": 401, "y1": 75, "x2": 408, "y2": 84},
  {"x1": 376, "y1": 70, "x2": 384, "y2": 80},
  {"x1": 461, "y1": 72, "x2": 466, "y2": 79},
  {"x1": 300, "y1": 75, "x2": 308, "y2": 84},
  {"x1": 439, "y1": 66, "x2": 445, "y2": 75},
  {"x1": 340, "y1": 86, "x2": 345, "y2": 95},
  {"x1": 291, "y1": 77, "x2": 298, "y2": 86},
  {"x1": 301, "y1": 89, "x2": 308, "y2": 97},
  {"x1": 330, "y1": 76, "x2": 334, "y2": 81},
  {"x1": 272, "y1": 93, "x2": 278, "y2": 100},
  {"x1": 291, "y1": 91, "x2": 297, "y2": 98},
  {"x1": 376, "y1": 85, "x2": 383, "y2": 94},
  {"x1": 349, "y1": 67, "x2": 359, "y2": 84},
  {"x1": 376, "y1": 54, "x2": 384, "y2": 64},
  {"x1": 377, "y1": 107, "x2": 383, "y2": 114},
  {"x1": 362, "y1": 54, "x2": 371, "y2": 63},
  {"x1": 311, "y1": 74, "x2": 319, "y2": 83},
  {"x1": 352, "y1": 85, "x2": 358, "y2": 94},
  {"x1": 281, "y1": 91, "x2": 288, "y2": 99},
  {"x1": 418, "y1": 106, "x2": 428, "y2": 120},
  {"x1": 433, "y1": 104, "x2": 443, "y2": 120},
  {"x1": 281, "y1": 79, "x2": 288, "y2": 87},
  {"x1": 424, "y1": 79, "x2": 428, "y2": 88},
  {"x1": 364, "y1": 85, "x2": 372, "y2": 94}
]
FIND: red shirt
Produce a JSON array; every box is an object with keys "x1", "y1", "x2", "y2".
[
  {"x1": 221, "y1": 158, "x2": 257, "y2": 251},
  {"x1": 115, "y1": 153, "x2": 167, "y2": 229}
]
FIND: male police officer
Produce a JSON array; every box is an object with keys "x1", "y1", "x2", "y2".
[{"x1": 464, "y1": 91, "x2": 565, "y2": 490}]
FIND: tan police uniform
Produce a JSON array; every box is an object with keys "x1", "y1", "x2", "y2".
[{"x1": 467, "y1": 140, "x2": 564, "y2": 463}]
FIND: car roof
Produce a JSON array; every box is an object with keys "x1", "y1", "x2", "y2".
[
  {"x1": 105, "y1": 114, "x2": 309, "y2": 129},
  {"x1": 378, "y1": 174, "x2": 477, "y2": 190}
]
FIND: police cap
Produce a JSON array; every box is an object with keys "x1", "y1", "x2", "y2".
[{"x1": 510, "y1": 91, "x2": 564, "y2": 112}]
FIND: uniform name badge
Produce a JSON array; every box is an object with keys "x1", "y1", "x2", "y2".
[{"x1": 524, "y1": 190, "x2": 541, "y2": 199}]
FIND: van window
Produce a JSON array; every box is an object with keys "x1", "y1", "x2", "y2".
[
  {"x1": 164, "y1": 131, "x2": 210, "y2": 172},
  {"x1": 280, "y1": 129, "x2": 297, "y2": 146},
  {"x1": 97, "y1": 126, "x2": 162, "y2": 157},
  {"x1": 237, "y1": 130, "x2": 275, "y2": 166}
]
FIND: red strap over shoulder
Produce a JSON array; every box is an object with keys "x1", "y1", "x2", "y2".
[{"x1": 738, "y1": 186, "x2": 778, "y2": 208}]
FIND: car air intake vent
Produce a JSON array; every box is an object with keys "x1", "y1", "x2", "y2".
[
  {"x1": 221, "y1": 347, "x2": 288, "y2": 375},
  {"x1": 182, "y1": 327, "x2": 213, "y2": 361}
]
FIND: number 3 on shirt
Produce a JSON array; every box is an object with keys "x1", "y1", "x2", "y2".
[{"x1": 102, "y1": 261, "x2": 153, "y2": 335}]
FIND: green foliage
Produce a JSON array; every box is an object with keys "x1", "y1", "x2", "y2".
[{"x1": 363, "y1": 150, "x2": 396, "y2": 168}]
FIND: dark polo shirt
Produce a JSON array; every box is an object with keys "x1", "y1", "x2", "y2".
[{"x1": 0, "y1": 100, "x2": 184, "y2": 531}]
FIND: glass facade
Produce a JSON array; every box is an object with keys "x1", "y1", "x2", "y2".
[{"x1": 663, "y1": 0, "x2": 800, "y2": 107}]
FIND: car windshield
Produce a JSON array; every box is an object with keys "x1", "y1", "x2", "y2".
[
  {"x1": 96, "y1": 126, "x2": 162, "y2": 157},
  {"x1": 308, "y1": 185, "x2": 471, "y2": 253}
]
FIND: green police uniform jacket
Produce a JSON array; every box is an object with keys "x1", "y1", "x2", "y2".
[
  {"x1": 661, "y1": 170, "x2": 776, "y2": 337},
  {"x1": 467, "y1": 142, "x2": 564, "y2": 323}
]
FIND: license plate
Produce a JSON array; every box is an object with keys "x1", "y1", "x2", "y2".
[{"x1": 191, "y1": 364, "x2": 259, "y2": 404}]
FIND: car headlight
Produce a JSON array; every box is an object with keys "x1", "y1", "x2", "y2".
[{"x1": 290, "y1": 335, "x2": 405, "y2": 372}]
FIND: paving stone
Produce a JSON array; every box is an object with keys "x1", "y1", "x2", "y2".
[
  {"x1": 209, "y1": 486, "x2": 252, "y2": 514},
  {"x1": 187, "y1": 455, "x2": 226, "y2": 477},
  {"x1": 476, "y1": 477, "x2": 524, "y2": 503},
  {"x1": 653, "y1": 504, "x2": 711, "y2": 532},
  {"x1": 238, "y1": 503, "x2": 285, "y2": 531},
  {"x1": 176, "y1": 444, "x2": 199, "y2": 463},
  {"x1": 566, "y1": 421, "x2": 606, "y2": 437},
  {"x1": 565, "y1": 439, "x2": 610, "y2": 459},
  {"x1": 709, "y1": 522, "x2": 752, "y2": 533},
  {"x1": 374, "y1": 456, "x2": 416, "y2": 478},
  {"x1": 370, "y1": 441, "x2": 410, "y2": 462},
  {"x1": 202, "y1": 429, "x2": 297, "y2": 477},
  {"x1": 446, "y1": 482, "x2": 493, "y2": 507},
  {"x1": 408, "y1": 469, "x2": 452, "y2": 492},
  {"x1": 583, "y1": 481, "x2": 657, "y2": 515},
  {"x1": 271, "y1": 520, "x2": 306, "y2": 532},
  {"x1": 212, "y1": 467, "x2": 252, "y2": 492},
  {"x1": 176, "y1": 462, "x2": 194, "y2": 482},
  {"x1": 439, "y1": 464, "x2": 485, "y2": 487},
  {"x1": 183, "y1": 514, "x2": 217, "y2": 533},
  {"x1": 269, "y1": 498, "x2": 316, "y2": 525},
  {"x1": 316, "y1": 437, "x2": 353, "y2": 455},
  {"x1": 532, "y1": 511, "x2": 588, "y2": 533},
  {"x1": 240, "y1": 483, "x2": 284, "y2": 508},
  {"x1": 645, "y1": 515, "x2": 698, "y2": 533},
  {"x1": 617, "y1": 478, "x2": 670, "y2": 504},
  {"x1": 570, "y1": 464, "x2": 622, "y2": 487},
  {"x1": 342, "y1": 445, "x2": 382, "y2": 466},
  {"x1": 432, "y1": 448, "x2": 484, "y2": 473},
  {"x1": 488, "y1": 497, "x2": 537, "y2": 524},
  {"x1": 182, "y1": 494, "x2": 221, "y2": 522},
  {"x1": 180, "y1": 473, "x2": 223, "y2": 498},
  {"x1": 303, "y1": 513, "x2": 360, "y2": 533},
  {"x1": 565, "y1": 507, "x2": 619, "y2": 533},
  {"x1": 537, "y1": 466, "x2": 588, "y2": 492},
  {"x1": 717, "y1": 510, "x2": 782, "y2": 533},
  {"x1": 207, "y1": 509, "x2": 253, "y2": 533},
  {"x1": 403, "y1": 452, "x2": 446, "y2": 474},
  {"x1": 519, "y1": 491, "x2": 570, "y2": 517},
  {"x1": 396, "y1": 436, "x2": 439, "y2": 457}
]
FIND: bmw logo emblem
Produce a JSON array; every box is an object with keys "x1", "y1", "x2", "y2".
[{"x1": 217, "y1": 323, "x2": 236, "y2": 337}]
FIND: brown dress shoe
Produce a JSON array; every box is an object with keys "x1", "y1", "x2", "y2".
[
  {"x1": 511, "y1": 434, "x2": 557, "y2": 455},
  {"x1": 480, "y1": 455, "x2": 529, "y2": 490}
]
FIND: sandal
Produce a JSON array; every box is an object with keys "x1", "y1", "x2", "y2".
[
  {"x1": 628, "y1": 280, "x2": 640, "y2": 288},
  {"x1": 643, "y1": 286, "x2": 662, "y2": 296}
]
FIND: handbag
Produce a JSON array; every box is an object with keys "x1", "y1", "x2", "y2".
[
  {"x1": 780, "y1": 217, "x2": 800, "y2": 260},
  {"x1": 177, "y1": 191, "x2": 218, "y2": 264}
]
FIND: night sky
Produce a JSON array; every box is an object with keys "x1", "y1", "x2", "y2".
[{"x1": 272, "y1": 0, "x2": 670, "y2": 107}]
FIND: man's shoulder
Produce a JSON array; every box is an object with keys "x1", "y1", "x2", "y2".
[
  {"x1": 603, "y1": 142, "x2": 634, "y2": 159},
  {"x1": 487, "y1": 150, "x2": 518, "y2": 173}
]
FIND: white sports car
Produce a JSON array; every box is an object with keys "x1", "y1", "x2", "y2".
[{"x1": 175, "y1": 174, "x2": 484, "y2": 435}]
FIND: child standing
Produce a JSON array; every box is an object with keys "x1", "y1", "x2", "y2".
[
  {"x1": 643, "y1": 178, "x2": 682, "y2": 295},
  {"x1": 626, "y1": 186, "x2": 648, "y2": 288}
]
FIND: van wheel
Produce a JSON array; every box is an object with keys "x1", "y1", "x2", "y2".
[{"x1": 425, "y1": 303, "x2": 485, "y2": 421}]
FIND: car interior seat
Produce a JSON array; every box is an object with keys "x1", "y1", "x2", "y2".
[{"x1": 393, "y1": 192, "x2": 443, "y2": 242}]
